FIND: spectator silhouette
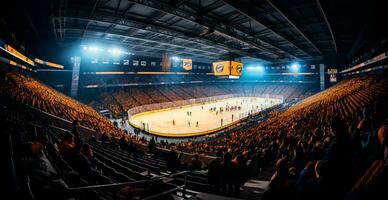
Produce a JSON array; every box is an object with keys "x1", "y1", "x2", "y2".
[
  {"x1": 221, "y1": 152, "x2": 238, "y2": 195},
  {"x1": 58, "y1": 131, "x2": 76, "y2": 162},
  {"x1": 148, "y1": 137, "x2": 157, "y2": 154},
  {"x1": 319, "y1": 116, "x2": 353, "y2": 200},
  {"x1": 167, "y1": 147, "x2": 179, "y2": 173},
  {"x1": 263, "y1": 158, "x2": 295, "y2": 200},
  {"x1": 191, "y1": 153, "x2": 204, "y2": 170},
  {"x1": 208, "y1": 150, "x2": 223, "y2": 192}
]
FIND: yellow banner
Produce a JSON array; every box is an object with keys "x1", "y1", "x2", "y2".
[
  {"x1": 34, "y1": 58, "x2": 44, "y2": 64},
  {"x1": 46, "y1": 61, "x2": 64, "y2": 69},
  {"x1": 212, "y1": 61, "x2": 230, "y2": 75},
  {"x1": 5, "y1": 45, "x2": 35, "y2": 66},
  {"x1": 34, "y1": 58, "x2": 64, "y2": 69},
  {"x1": 231, "y1": 61, "x2": 243, "y2": 76},
  {"x1": 182, "y1": 59, "x2": 192, "y2": 70}
]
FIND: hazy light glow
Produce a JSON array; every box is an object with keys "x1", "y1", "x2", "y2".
[
  {"x1": 171, "y1": 56, "x2": 181, "y2": 61},
  {"x1": 291, "y1": 62, "x2": 300, "y2": 72},
  {"x1": 81, "y1": 45, "x2": 133, "y2": 56},
  {"x1": 108, "y1": 48, "x2": 123, "y2": 56},
  {"x1": 256, "y1": 65, "x2": 264, "y2": 73},
  {"x1": 246, "y1": 65, "x2": 265, "y2": 73},
  {"x1": 89, "y1": 46, "x2": 103, "y2": 52}
]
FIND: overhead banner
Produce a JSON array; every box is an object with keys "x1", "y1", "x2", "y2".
[
  {"x1": 320, "y1": 64, "x2": 325, "y2": 91},
  {"x1": 327, "y1": 68, "x2": 338, "y2": 83},
  {"x1": 212, "y1": 61, "x2": 243, "y2": 76},
  {"x1": 182, "y1": 59, "x2": 192, "y2": 70},
  {"x1": 34, "y1": 58, "x2": 64, "y2": 69},
  {"x1": 213, "y1": 61, "x2": 230, "y2": 75},
  {"x1": 231, "y1": 61, "x2": 243, "y2": 76},
  {"x1": 70, "y1": 56, "x2": 81, "y2": 98},
  {"x1": 4, "y1": 44, "x2": 35, "y2": 66}
]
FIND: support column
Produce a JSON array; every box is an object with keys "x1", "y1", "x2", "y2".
[
  {"x1": 319, "y1": 63, "x2": 325, "y2": 91},
  {"x1": 70, "y1": 56, "x2": 81, "y2": 98}
]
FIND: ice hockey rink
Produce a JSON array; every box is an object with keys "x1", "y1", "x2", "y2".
[{"x1": 129, "y1": 97, "x2": 282, "y2": 137}]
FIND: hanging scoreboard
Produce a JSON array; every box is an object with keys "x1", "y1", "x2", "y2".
[
  {"x1": 212, "y1": 61, "x2": 243, "y2": 76},
  {"x1": 231, "y1": 61, "x2": 243, "y2": 76}
]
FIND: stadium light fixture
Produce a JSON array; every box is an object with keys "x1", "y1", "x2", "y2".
[
  {"x1": 81, "y1": 45, "x2": 133, "y2": 56},
  {"x1": 88, "y1": 46, "x2": 103, "y2": 52},
  {"x1": 291, "y1": 62, "x2": 300, "y2": 72},
  {"x1": 108, "y1": 48, "x2": 123, "y2": 56},
  {"x1": 171, "y1": 56, "x2": 181, "y2": 61}
]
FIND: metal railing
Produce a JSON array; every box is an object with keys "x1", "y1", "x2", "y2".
[
  {"x1": 1, "y1": 102, "x2": 190, "y2": 199},
  {"x1": 66, "y1": 171, "x2": 190, "y2": 199}
]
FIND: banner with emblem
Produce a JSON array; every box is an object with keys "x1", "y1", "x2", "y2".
[
  {"x1": 230, "y1": 61, "x2": 243, "y2": 76},
  {"x1": 212, "y1": 61, "x2": 230, "y2": 75},
  {"x1": 182, "y1": 59, "x2": 192, "y2": 70},
  {"x1": 5, "y1": 44, "x2": 35, "y2": 66}
]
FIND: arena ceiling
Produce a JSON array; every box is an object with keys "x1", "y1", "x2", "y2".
[{"x1": 2, "y1": 0, "x2": 385, "y2": 64}]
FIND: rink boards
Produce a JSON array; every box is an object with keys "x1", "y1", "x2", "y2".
[{"x1": 128, "y1": 97, "x2": 282, "y2": 137}]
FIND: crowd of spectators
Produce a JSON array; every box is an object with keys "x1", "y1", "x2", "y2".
[
  {"x1": 1, "y1": 68, "x2": 387, "y2": 199},
  {"x1": 1, "y1": 102, "x2": 176, "y2": 200},
  {"x1": 171, "y1": 75, "x2": 387, "y2": 199},
  {"x1": 0, "y1": 70, "x2": 129, "y2": 139}
]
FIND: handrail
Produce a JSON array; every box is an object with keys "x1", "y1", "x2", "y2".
[
  {"x1": 142, "y1": 186, "x2": 182, "y2": 200},
  {"x1": 66, "y1": 170, "x2": 189, "y2": 191},
  {"x1": 2, "y1": 104, "x2": 189, "y2": 198}
]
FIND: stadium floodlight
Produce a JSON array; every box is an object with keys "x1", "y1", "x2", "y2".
[
  {"x1": 108, "y1": 48, "x2": 123, "y2": 56},
  {"x1": 88, "y1": 46, "x2": 103, "y2": 52},
  {"x1": 171, "y1": 56, "x2": 181, "y2": 61},
  {"x1": 291, "y1": 62, "x2": 300, "y2": 72},
  {"x1": 81, "y1": 45, "x2": 135, "y2": 57}
]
